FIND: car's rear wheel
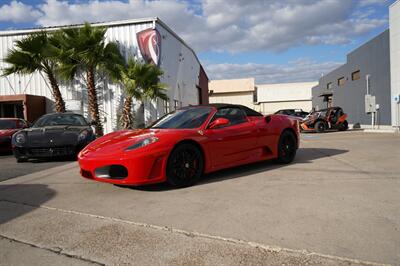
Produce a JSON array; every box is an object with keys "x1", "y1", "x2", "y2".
[
  {"x1": 276, "y1": 130, "x2": 297, "y2": 164},
  {"x1": 315, "y1": 121, "x2": 326, "y2": 133},
  {"x1": 166, "y1": 143, "x2": 203, "y2": 188}
]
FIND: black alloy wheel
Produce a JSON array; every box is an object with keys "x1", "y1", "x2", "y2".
[
  {"x1": 166, "y1": 143, "x2": 204, "y2": 188},
  {"x1": 276, "y1": 131, "x2": 297, "y2": 164}
]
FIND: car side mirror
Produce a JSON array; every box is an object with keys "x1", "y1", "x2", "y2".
[{"x1": 208, "y1": 118, "x2": 230, "y2": 129}]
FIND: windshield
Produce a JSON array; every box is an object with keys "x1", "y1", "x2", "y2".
[
  {"x1": 150, "y1": 107, "x2": 213, "y2": 129},
  {"x1": 0, "y1": 120, "x2": 17, "y2": 130},
  {"x1": 34, "y1": 114, "x2": 88, "y2": 127}
]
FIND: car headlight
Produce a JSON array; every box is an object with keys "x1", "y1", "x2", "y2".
[
  {"x1": 15, "y1": 133, "x2": 26, "y2": 145},
  {"x1": 78, "y1": 130, "x2": 89, "y2": 141},
  {"x1": 125, "y1": 137, "x2": 159, "y2": 151}
]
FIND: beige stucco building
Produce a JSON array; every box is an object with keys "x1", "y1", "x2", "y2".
[{"x1": 209, "y1": 78, "x2": 256, "y2": 109}]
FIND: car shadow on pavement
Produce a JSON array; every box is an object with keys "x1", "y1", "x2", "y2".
[
  {"x1": 128, "y1": 147, "x2": 348, "y2": 192},
  {"x1": 0, "y1": 184, "x2": 56, "y2": 225}
]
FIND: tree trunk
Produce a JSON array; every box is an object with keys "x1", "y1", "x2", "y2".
[
  {"x1": 121, "y1": 97, "x2": 134, "y2": 129},
  {"x1": 46, "y1": 71, "x2": 66, "y2": 113},
  {"x1": 86, "y1": 67, "x2": 104, "y2": 137}
]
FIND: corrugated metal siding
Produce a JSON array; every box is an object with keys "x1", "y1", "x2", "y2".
[{"x1": 0, "y1": 20, "x2": 202, "y2": 133}]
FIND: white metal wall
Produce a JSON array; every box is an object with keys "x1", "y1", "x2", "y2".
[
  {"x1": 390, "y1": 1, "x2": 400, "y2": 127},
  {"x1": 259, "y1": 100, "x2": 312, "y2": 115},
  {"x1": 257, "y1": 82, "x2": 315, "y2": 103},
  {"x1": 0, "y1": 20, "x2": 202, "y2": 133}
]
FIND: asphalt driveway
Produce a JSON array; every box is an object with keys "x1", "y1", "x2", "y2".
[
  {"x1": 0, "y1": 153, "x2": 70, "y2": 182},
  {"x1": 0, "y1": 131, "x2": 399, "y2": 265}
]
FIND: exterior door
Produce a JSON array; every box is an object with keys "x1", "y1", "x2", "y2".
[{"x1": 204, "y1": 107, "x2": 258, "y2": 168}]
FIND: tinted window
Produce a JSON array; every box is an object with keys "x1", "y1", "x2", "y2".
[
  {"x1": 211, "y1": 107, "x2": 247, "y2": 126},
  {"x1": 34, "y1": 114, "x2": 88, "y2": 127},
  {"x1": 150, "y1": 107, "x2": 212, "y2": 129},
  {"x1": 0, "y1": 120, "x2": 17, "y2": 129}
]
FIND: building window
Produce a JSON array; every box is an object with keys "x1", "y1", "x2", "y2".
[
  {"x1": 174, "y1": 100, "x2": 180, "y2": 110},
  {"x1": 253, "y1": 87, "x2": 258, "y2": 103},
  {"x1": 163, "y1": 100, "x2": 170, "y2": 114},
  {"x1": 352, "y1": 70, "x2": 360, "y2": 81},
  {"x1": 327, "y1": 82, "x2": 332, "y2": 90},
  {"x1": 338, "y1": 77, "x2": 345, "y2": 86}
]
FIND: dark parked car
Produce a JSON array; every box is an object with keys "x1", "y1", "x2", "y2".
[
  {"x1": 12, "y1": 113, "x2": 95, "y2": 162},
  {"x1": 0, "y1": 118, "x2": 29, "y2": 153},
  {"x1": 274, "y1": 109, "x2": 309, "y2": 119}
]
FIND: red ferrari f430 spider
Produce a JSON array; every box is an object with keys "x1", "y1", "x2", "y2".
[{"x1": 78, "y1": 104, "x2": 300, "y2": 187}]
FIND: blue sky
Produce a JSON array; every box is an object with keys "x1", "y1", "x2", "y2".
[{"x1": 0, "y1": 0, "x2": 395, "y2": 83}]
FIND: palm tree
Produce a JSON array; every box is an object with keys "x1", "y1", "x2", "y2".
[
  {"x1": 120, "y1": 58, "x2": 168, "y2": 129},
  {"x1": 52, "y1": 23, "x2": 123, "y2": 136},
  {"x1": 2, "y1": 32, "x2": 66, "y2": 113}
]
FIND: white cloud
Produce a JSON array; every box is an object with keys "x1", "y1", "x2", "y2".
[
  {"x1": 29, "y1": 0, "x2": 388, "y2": 53},
  {"x1": 0, "y1": 0, "x2": 389, "y2": 54},
  {"x1": 358, "y1": 0, "x2": 388, "y2": 7},
  {"x1": 205, "y1": 59, "x2": 343, "y2": 84},
  {"x1": 0, "y1": 1, "x2": 42, "y2": 23}
]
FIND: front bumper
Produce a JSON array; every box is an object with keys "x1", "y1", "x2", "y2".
[
  {"x1": 78, "y1": 149, "x2": 169, "y2": 186},
  {"x1": 0, "y1": 137, "x2": 12, "y2": 152},
  {"x1": 13, "y1": 145, "x2": 78, "y2": 158}
]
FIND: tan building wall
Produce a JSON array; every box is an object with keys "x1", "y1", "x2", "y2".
[
  {"x1": 209, "y1": 78, "x2": 256, "y2": 109},
  {"x1": 209, "y1": 91, "x2": 255, "y2": 109}
]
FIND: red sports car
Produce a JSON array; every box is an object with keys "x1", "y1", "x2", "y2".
[
  {"x1": 78, "y1": 104, "x2": 300, "y2": 187},
  {"x1": 0, "y1": 118, "x2": 29, "y2": 153}
]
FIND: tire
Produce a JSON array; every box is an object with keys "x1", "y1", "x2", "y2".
[
  {"x1": 315, "y1": 121, "x2": 326, "y2": 133},
  {"x1": 339, "y1": 120, "x2": 349, "y2": 131},
  {"x1": 166, "y1": 143, "x2": 204, "y2": 188},
  {"x1": 16, "y1": 157, "x2": 28, "y2": 163},
  {"x1": 276, "y1": 130, "x2": 297, "y2": 164}
]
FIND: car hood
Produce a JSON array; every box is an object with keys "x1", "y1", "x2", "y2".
[
  {"x1": 21, "y1": 126, "x2": 88, "y2": 147},
  {"x1": 84, "y1": 129, "x2": 155, "y2": 153},
  {"x1": 0, "y1": 129, "x2": 18, "y2": 137}
]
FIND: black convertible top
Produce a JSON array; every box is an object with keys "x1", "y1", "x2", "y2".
[{"x1": 188, "y1": 103, "x2": 263, "y2": 117}]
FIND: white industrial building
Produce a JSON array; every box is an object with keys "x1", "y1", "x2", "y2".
[
  {"x1": 0, "y1": 18, "x2": 209, "y2": 133},
  {"x1": 256, "y1": 82, "x2": 316, "y2": 114},
  {"x1": 209, "y1": 78, "x2": 316, "y2": 115},
  {"x1": 390, "y1": 0, "x2": 400, "y2": 128}
]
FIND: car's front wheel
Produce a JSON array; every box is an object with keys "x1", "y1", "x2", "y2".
[
  {"x1": 276, "y1": 130, "x2": 297, "y2": 164},
  {"x1": 339, "y1": 120, "x2": 349, "y2": 131},
  {"x1": 166, "y1": 143, "x2": 204, "y2": 188},
  {"x1": 315, "y1": 121, "x2": 326, "y2": 133},
  {"x1": 16, "y1": 157, "x2": 28, "y2": 163}
]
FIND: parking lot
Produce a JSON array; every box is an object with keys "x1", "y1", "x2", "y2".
[
  {"x1": 0, "y1": 153, "x2": 69, "y2": 182},
  {"x1": 0, "y1": 131, "x2": 399, "y2": 265}
]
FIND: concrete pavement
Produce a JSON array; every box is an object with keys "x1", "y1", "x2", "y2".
[
  {"x1": 0, "y1": 153, "x2": 69, "y2": 182},
  {"x1": 0, "y1": 131, "x2": 399, "y2": 265}
]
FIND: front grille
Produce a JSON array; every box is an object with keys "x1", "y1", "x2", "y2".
[
  {"x1": 94, "y1": 165, "x2": 128, "y2": 180},
  {"x1": 29, "y1": 146, "x2": 75, "y2": 157},
  {"x1": 0, "y1": 139, "x2": 11, "y2": 148}
]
